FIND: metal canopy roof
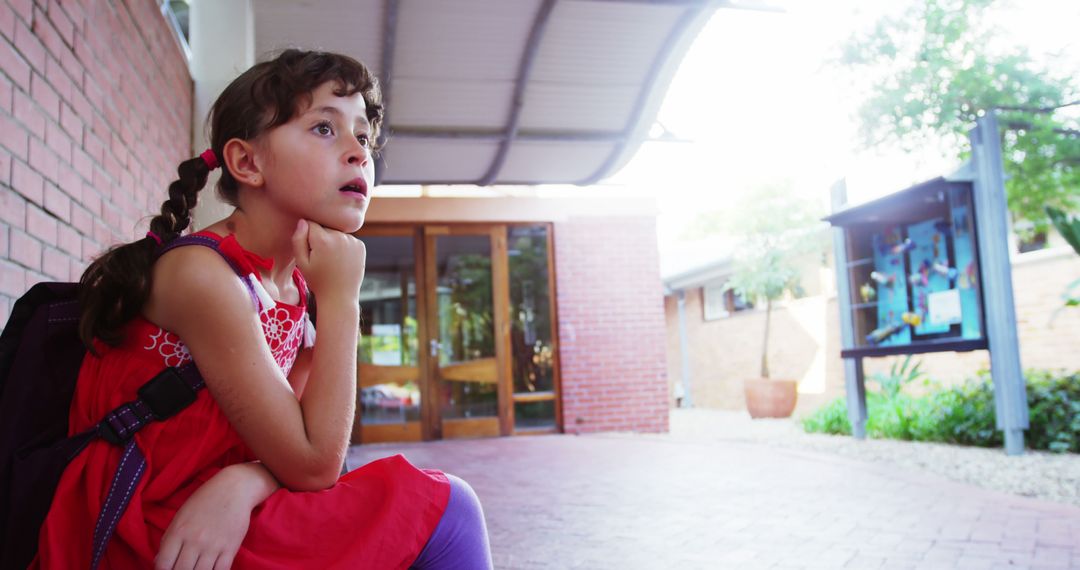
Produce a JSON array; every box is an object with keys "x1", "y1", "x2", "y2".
[{"x1": 253, "y1": 0, "x2": 729, "y2": 186}]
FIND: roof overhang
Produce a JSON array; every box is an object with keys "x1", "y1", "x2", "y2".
[{"x1": 253, "y1": 0, "x2": 763, "y2": 186}]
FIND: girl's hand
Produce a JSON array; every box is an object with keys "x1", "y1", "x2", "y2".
[
  {"x1": 291, "y1": 219, "x2": 367, "y2": 304},
  {"x1": 154, "y1": 463, "x2": 277, "y2": 570}
]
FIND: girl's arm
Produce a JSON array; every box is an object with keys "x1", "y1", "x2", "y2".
[
  {"x1": 155, "y1": 462, "x2": 279, "y2": 570},
  {"x1": 146, "y1": 221, "x2": 364, "y2": 492},
  {"x1": 156, "y1": 349, "x2": 311, "y2": 569}
]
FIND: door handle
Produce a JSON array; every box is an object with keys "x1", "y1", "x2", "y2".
[{"x1": 430, "y1": 339, "x2": 439, "y2": 357}]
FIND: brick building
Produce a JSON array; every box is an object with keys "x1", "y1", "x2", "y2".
[
  {"x1": 664, "y1": 242, "x2": 1080, "y2": 416},
  {"x1": 0, "y1": 0, "x2": 704, "y2": 442}
]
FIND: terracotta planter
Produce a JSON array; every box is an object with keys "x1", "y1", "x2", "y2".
[{"x1": 744, "y1": 378, "x2": 798, "y2": 419}]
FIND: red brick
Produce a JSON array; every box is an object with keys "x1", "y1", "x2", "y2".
[
  {"x1": 10, "y1": 158, "x2": 42, "y2": 204},
  {"x1": 9, "y1": 228, "x2": 40, "y2": 270},
  {"x1": 42, "y1": 245, "x2": 67, "y2": 279},
  {"x1": 30, "y1": 71, "x2": 59, "y2": 120},
  {"x1": 45, "y1": 120, "x2": 70, "y2": 162},
  {"x1": 12, "y1": 89, "x2": 44, "y2": 133},
  {"x1": 83, "y1": 131, "x2": 103, "y2": 161},
  {"x1": 57, "y1": 221, "x2": 78, "y2": 255},
  {"x1": 70, "y1": 87, "x2": 90, "y2": 120},
  {"x1": 0, "y1": 186, "x2": 26, "y2": 226},
  {"x1": 80, "y1": 235, "x2": 97, "y2": 258},
  {"x1": 42, "y1": 182, "x2": 70, "y2": 222},
  {"x1": 0, "y1": 113, "x2": 28, "y2": 160},
  {"x1": 56, "y1": 162, "x2": 79, "y2": 199},
  {"x1": 67, "y1": 255, "x2": 84, "y2": 281},
  {"x1": 44, "y1": 54, "x2": 73, "y2": 102},
  {"x1": 12, "y1": 21, "x2": 44, "y2": 69},
  {"x1": 0, "y1": 260, "x2": 26, "y2": 297},
  {"x1": 8, "y1": 0, "x2": 31, "y2": 26},
  {"x1": 0, "y1": 147, "x2": 8, "y2": 186},
  {"x1": 0, "y1": 72, "x2": 12, "y2": 116},
  {"x1": 60, "y1": 47, "x2": 81, "y2": 87},
  {"x1": 27, "y1": 138, "x2": 57, "y2": 183},
  {"x1": 0, "y1": 37, "x2": 31, "y2": 92},
  {"x1": 70, "y1": 201, "x2": 90, "y2": 234},
  {"x1": 25, "y1": 202, "x2": 57, "y2": 242},
  {"x1": 59, "y1": 100, "x2": 81, "y2": 139},
  {"x1": 46, "y1": 1, "x2": 74, "y2": 47},
  {"x1": 71, "y1": 146, "x2": 91, "y2": 180},
  {"x1": 79, "y1": 182, "x2": 98, "y2": 214},
  {"x1": 0, "y1": 2, "x2": 13, "y2": 39},
  {"x1": 31, "y1": 5, "x2": 65, "y2": 62},
  {"x1": 0, "y1": 221, "x2": 7, "y2": 257}
]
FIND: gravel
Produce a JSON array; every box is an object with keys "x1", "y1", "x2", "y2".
[{"x1": 667, "y1": 408, "x2": 1080, "y2": 508}]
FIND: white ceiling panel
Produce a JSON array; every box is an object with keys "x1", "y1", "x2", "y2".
[
  {"x1": 530, "y1": 1, "x2": 683, "y2": 85},
  {"x1": 249, "y1": 0, "x2": 717, "y2": 186},
  {"x1": 389, "y1": 78, "x2": 514, "y2": 129},
  {"x1": 394, "y1": 0, "x2": 540, "y2": 81},
  {"x1": 253, "y1": 0, "x2": 384, "y2": 71},
  {"x1": 497, "y1": 141, "x2": 615, "y2": 183},
  {"x1": 519, "y1": 83, "x2": 638, "y2": 131},
  {"x1": 380, "y1": 139, "x2": 500, "y2": 183}
]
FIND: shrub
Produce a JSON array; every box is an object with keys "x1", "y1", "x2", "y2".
[{"x1": 801, "y1": 368, "x2": 1079, "y2": 453}]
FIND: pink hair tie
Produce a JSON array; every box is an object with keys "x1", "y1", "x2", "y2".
[
  {"x1": 200, "y1": 148, "x2": 219, "y2": 170},
  {"x1": 146, "y1": 231, "x2": 163, "y2": 246}
]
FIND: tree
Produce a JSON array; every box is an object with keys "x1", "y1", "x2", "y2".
[
  {"x1": 839, "y1": 0, "x2": 1080, "y2": 236},
  {"x1": 704, "y1": 182, "x2": 824, "y2": 379}
]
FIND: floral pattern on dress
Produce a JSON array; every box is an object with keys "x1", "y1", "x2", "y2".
[
  {"x1": 144, "y1": 328, "x2": 193, "y2": 367},
  {"x1": 260, "y1": 306, "x2": 304, "y2": 376},
  {"x1": 143, "y1": 304, "x2": 305, "y2": 375}
]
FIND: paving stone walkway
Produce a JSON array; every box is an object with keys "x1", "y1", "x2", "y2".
[{"x1": 348, "y1": 414, "x2": 1080, "y2": 569}]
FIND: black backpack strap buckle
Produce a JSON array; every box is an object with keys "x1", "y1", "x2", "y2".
[
  {"x1": 97, "y1": 367, "x2": 200, "y2": 446},
  {"x1": 137, "y1": 367, "x2": 198, "y2": 420}
]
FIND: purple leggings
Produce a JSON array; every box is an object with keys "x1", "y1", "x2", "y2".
[{"x1": 410, "y1": 474, "x2": 493, "y2": 570}]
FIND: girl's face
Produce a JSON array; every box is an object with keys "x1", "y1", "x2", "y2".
[{"x1": 256, "y1": 81, "x2": 375, "y2": 233}]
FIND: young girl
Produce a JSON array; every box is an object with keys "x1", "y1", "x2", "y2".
[{"x1": 32, "y1": 49, "x2": 493, "y2": 569}]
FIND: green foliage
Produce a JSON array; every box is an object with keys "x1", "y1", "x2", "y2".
[
  {"x1": 801, "y1": 396, "x2": 852, "y2": 435},
  {"x1": 801, "y1": 368, "x2": 1080, "y2": 453},
  {"x1": 840, "y1": 0, "x2": 1080, "y2": 232},
  {"x1": 714, "y1": 182, "x2": 825, "y2": 378},
  {"x1": 1045, "y1": 206, "x2": 1080, "y2": 307},
  {"x1": 869, "y1": 355, "x2": 926, "y2": 400}
]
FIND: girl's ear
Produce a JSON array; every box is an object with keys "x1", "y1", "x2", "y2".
[{"x1": 222, "y1": 138, "x2": 265, "y2": 188}]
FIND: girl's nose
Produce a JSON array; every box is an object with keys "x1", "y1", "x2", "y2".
[{"x1": 346, "y1": 139, "x2": 369, "y2": 166}]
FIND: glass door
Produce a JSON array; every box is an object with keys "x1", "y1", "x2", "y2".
[
  {"x1": 424, "y1": 226, "x2": 512, "y2": 439},
  {"x1": 354, "y1": 228, "x2": 426, "y2": 443}
]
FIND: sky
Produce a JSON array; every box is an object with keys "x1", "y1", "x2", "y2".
[{"x1": 599, "y1": 0, "x2": 1080, "y2": 260}]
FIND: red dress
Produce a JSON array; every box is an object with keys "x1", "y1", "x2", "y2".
[{"x1": 33, "y1": 232, "x2": 449, "y2": 569}]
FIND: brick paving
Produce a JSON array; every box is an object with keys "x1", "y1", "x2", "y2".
[{"x1": 348, "y1": 427, "x2": 1080, "y2": 569}]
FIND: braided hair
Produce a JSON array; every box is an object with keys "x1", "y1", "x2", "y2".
[{"x1": 77, "y1": 49, "x2": 383, "y2": 351}]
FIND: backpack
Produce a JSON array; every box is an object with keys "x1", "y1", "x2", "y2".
[{"x1": 0, "y1": 235, "x2": 261, "y2": 570}]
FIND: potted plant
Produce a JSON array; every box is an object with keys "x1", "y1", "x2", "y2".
[{"x1": 722, "y1": 183, "x2": 822, "y2": 419}]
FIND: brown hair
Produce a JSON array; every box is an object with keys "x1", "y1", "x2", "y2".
[{"x1": 78, "y1": 49, "x2": 383, "y2": 351}]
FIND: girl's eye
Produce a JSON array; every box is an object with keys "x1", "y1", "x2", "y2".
[
  {"x1": 314, "y1": 122, "x2": 334, "y2": 136},
  {"x1": 356, "y1": 134, "x2": 371, "y2": 148}
]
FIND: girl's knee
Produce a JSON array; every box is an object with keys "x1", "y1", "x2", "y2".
[{"x1": 444, "y1": 474, "x2": 484, "y2": 521}]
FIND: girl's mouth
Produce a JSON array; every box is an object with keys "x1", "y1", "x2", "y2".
[{"x1": 339, "y1": 178, "x2": 368, "y2": 197}]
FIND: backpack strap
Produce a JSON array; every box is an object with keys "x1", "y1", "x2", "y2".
[
  {"x1": 88, "y1": 234, "x2": 252, "y2": 569},
  {"x1": 155, "y1": 234, "x2": 266, "y2": 312},
  {"x1": 88, "y1": 362, "x2": 205, "y2": 570}
]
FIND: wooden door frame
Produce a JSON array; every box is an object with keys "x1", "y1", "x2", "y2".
[
  {"x1": 422, "y1": 224, "x2": 513, "y2": 438},
  {"x1": 351, "y1": 225, "x2": 431, "y2": 443},
  {"x1": 358, "y1": 221, "x2": 562, "y2": 440}
]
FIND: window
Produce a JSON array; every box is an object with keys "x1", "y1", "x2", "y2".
[{"x1": 703, "y1": 281, "x2": 754, "y2": 321}]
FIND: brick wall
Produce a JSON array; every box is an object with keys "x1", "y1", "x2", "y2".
[
  {"x1": 0, "y1": 0, "x2": 192, "y2": 323},
  {"x1": 666, "y1": 249, "x2": 1080, "y2": 415},
  {"x1": 555, "y1": 215, "x2": 669, "y2": 433}
]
